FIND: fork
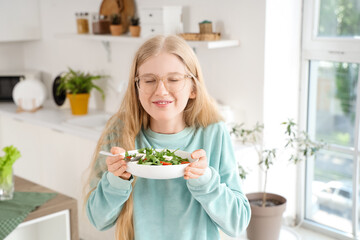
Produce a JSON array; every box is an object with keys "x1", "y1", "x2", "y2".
[{"x1": 99, "y1": 151, "x2": 143, "y2": 162}]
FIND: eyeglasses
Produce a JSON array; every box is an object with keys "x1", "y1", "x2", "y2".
[{"x1": 135, "y1": 73, "x2": 194, "y2": 94}]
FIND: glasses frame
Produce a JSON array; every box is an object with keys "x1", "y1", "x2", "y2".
[{"x1": 135, "y1": 73, "x2": 196, "y2": 94}]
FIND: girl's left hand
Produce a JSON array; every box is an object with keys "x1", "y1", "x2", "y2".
[{"x1": 184, "y1": 149, "x2": 208, "y2": 180}]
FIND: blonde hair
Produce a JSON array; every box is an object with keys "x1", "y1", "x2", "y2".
[{"x1": 84, "y1": 35, "x2": 223, "y2": 240}]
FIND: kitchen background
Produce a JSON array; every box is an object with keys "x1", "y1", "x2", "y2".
[{"x1": 0, "y1": 0, "x2": 303, "y2": 239}]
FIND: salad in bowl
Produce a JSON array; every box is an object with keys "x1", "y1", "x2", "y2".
[{"x1": 125, "y1": 147, "x2": 197, "y2": 179}]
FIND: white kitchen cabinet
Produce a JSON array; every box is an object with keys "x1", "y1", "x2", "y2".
[
  {"x1": 0, "y1": 115, "x2": 115, "y2": 240},
  {"x1": 0, "y1": 0, "x2": 41, "y2": 42},
  {"x1": 139, "y1": 6, "x2": 183, "y2": 38},
  {"x1": 5, "y1": 210, "x2": 71, "y2": 240}
]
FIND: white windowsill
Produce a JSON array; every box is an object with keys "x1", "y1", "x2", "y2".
[{"x1": 220, "y1": 225, "x2": 335, "y2": 240}]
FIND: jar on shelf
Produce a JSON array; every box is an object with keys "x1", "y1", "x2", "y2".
[
  {"x1": 92, "y1": 14, "x2": 110, "y2": 35},
  {"x1": 75, "y1": 12, "x2": 89, "y2": 34}
]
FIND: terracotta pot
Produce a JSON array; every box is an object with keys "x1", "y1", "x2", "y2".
[
  {"x1": 67, "y1": 93, "x2": 90, "y2": 115},
  {"x1": 129, "y1": 25, "x2": 141, "y2": 37},
  {"x1": 246, "y1": 192, "x2": 287, "y2": 240},
  {"x1": 110, "y1": 25, "x2": 123, "y2": 36}
]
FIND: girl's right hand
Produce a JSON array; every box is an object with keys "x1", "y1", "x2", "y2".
[{"x1": 106, "y1": 147, "x2": 132, "y2": 180}]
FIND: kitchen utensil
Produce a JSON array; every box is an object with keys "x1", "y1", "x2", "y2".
[
  {"x1": 52, "y1": 74, "x2": 66, "y2": 106},
  {"x1": 99, "y1": 0, "x2": 121, "y2": 16},
  {"x1": 12, "y1": 78, "x2": 47, "y2": 112},
  {"x1": 99, "y1": 151, "x2": 142, "y2": 162}
]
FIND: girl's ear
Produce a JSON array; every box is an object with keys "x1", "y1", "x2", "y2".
[{"x1": 189, "y1": 90, "x2": 196, "y2": 99}]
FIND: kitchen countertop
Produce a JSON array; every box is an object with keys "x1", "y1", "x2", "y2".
[
  {"x1": 0, "y1": 100, "x2": 110, "y2": 141},
  {"x1": 14, "y1": 176, "x2": 79, "y2": 240}
]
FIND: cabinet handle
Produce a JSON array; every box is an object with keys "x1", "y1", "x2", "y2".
[
  {"x1": 149, "y1": 13, "x2": 153, "y2": 17},
  {"x1": 13, "y1": 118, "x2": 23, "y2": 123},
  {"x1": 151, "y1": 29, "x2": 155, "y2": 32},
  {"x1": 51, "y1": 128, "x2": 64, "y2": 134}
]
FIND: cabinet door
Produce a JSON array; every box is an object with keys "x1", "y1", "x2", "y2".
[
  {"x1": 139, "y1": 8, "x2": 163, "y2": 24},
  {"x1": 0, "y1": 0, "x2": 41, "y2": 42},
  {"x1": 0, "y1": 116, "x2": 114, "y2": 240}
]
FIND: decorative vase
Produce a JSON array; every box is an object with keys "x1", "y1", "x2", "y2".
[
  {"x1": 67, "y1": 93, "x2": 90, "y2": 115},
  {"x1": 246, "y1": 192, "x2": 287, "y2": 240},
  {"x1": 110, "y1": 25, "x2": 123, "y2": 36},
  {"x1": 0, "y1": 167, "x2": 14, "y2": 200},
  {"x1": 129, "y1": 26, "x2": 141, "y2": 37}
]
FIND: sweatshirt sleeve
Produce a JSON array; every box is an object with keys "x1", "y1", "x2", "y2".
[
  {"x1": 86, "y1": 171, "x2": 134, "y2": 231},
  {"x1": 186, "y1": 123, "x2": 251, "y2": 237}
]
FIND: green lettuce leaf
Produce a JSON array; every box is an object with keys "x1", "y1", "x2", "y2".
[{"x1": 0, "y1": 145, "x2": 21, "y2": 186}]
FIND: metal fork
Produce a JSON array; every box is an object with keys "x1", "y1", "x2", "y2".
[{"x1": 99, "y1": 151, "x2": 143, "y2": 162}]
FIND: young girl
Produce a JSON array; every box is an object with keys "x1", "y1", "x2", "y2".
[{"x1": 85, "y1": 35, "x2": 251, "y2": 240}]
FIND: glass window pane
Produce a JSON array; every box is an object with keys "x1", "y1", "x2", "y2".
[
  {"x1": 306, "y1": 150, "x2": 353, "y2": 234},
  {"x1": 317, "y1": 0, "x2": 360, "y2": 38},
  {"x1": 308, "y1": 61, "x2": 359, "y2": 147}
]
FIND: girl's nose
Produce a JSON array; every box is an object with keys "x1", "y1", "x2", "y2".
[{"x1": 154, "y1": 80, "x2": 169, "y2": 95}]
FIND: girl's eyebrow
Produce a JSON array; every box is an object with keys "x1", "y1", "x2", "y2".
[{"x1": 139, "y1": 72, "x2": 185, "y2": 76}]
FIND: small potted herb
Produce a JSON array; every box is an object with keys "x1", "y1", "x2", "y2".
[
  {"x1": 110, "y1": 13, "x2": 123, "y2": 36},
  {"x1": 57, "y1": 68, "x2": 105, "y2": 115},
  {"x1": 129, "y1": 17, "x2": 140, "y2": 37}
]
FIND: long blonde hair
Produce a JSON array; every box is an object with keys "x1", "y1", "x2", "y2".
[{"x1": 84, "y1": 35, "x2": 222, "y2": 240}]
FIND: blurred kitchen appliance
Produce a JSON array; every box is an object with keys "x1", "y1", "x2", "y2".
[{"x1": 0, "y1": 70, "x2": 41, "y2": 102}]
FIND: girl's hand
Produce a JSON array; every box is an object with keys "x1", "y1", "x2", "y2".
[
  {"x1": 106, "y1": 147, "x2": 132, "y2": 180},
  {"x1": 184, "y1": 149, "x2": 208, "y2": 180}
]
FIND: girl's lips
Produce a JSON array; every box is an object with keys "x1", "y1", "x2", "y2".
[{"x1": 152, "y1": 100, "x2": 173, "y2": 107}]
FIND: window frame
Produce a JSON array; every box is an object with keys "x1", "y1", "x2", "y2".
[{"x1": 300, "y1": 0, "x2": 360, "y2": 239}]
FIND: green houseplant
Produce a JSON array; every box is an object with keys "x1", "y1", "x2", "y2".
[
  {"x1": 57, "y1": 68, "x2": 105, "y2": 115},
  {"x1": 230, "y1": 120, "x2": 325, "y2": 240}
]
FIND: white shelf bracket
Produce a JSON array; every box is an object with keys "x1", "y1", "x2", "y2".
[
  {"x1": 192, "y1": 47, "x2": 197, "y2": 54},
  {"x1": 101, "y1": 40, "x2": 111, "y2": 62}
]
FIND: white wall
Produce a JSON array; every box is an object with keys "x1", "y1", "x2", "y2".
[
  {"x1": 262, "y1": 0, "x2": 303, "y2": 225},
  {"x1": 0, "y1": 43, "x2": 24, "y2": 71}
]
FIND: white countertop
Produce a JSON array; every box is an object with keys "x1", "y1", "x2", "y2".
[{"x1": 0, "y1": 100, "x2": 110, "y2": 141}]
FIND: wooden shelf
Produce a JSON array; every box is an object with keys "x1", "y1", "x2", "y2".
[{"x1": 56, "y1": 33, "x2": 240, "y2": 49}]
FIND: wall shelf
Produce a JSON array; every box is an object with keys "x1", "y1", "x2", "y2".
[{"x1": 56, "y1": 33, "x2": 240, "y2": 49}]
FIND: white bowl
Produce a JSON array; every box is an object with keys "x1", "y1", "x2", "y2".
[{"x1": 126, "y1": 149, "x2": 197, "y2": 179}]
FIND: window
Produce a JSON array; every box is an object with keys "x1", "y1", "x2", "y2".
[{"x1": 302, "y1": 0, "x2": 360, "y2": 239}]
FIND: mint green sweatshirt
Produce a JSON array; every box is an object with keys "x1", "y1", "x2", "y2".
[{"x1": 86, "y1": 122, "x2": 251, "y2": 240}]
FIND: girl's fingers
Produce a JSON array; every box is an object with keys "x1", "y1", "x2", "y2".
[
  {"x1": 106, "y1": 155, "x2": 125, "y2": 165},
  {"x1": 113, "y1": 164, "x2": 128, "y2": 176},
  {"x1": 108, "y1": 161, "x2": 124, "y2": 172},
  {"x1": 111, "y1": 146, "x2": 126, "y2": 155},
  {"x1": 185, "y1": 167, "x2": 205, "y2": 176},
  {"x1": 189, "y1": 149, "x2": 207, "y2": 169},
  {"x1": 184, "y1": 170, "x2": 201, "y2": 179},
  {"x1": 189, "y1": 158, "x2": 207, "y2": 169},
  {"x1": 120, "y1": 172, "x2": 132, "y2": 180},
  {"x1": 191, "y1": 149, "x2": 206, "y2": 160}
]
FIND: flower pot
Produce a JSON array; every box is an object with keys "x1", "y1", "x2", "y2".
[
  {"x1": 110, "y1": 25, "x2": 123, "y2": 36},
  {"x1": 129, "y1": 25, "x2": 141, "y2": 37},
  {"x1": 67, "y1": 93, "x2": 90, "y2": 115},
  {"x1": 246, "y1": 192, "x2": 287, "y2": 240}
]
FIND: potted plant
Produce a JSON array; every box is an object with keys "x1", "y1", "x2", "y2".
[
  {"x1": 230, "y1": 120, "x2": 325, "y2": 240},
  {"x1": 57, "y1": 68, "x2": 105, "y2": 115},
  {"x1": 110, "y1": 13, "x2": 122, "y2": 36},
  {"x1": 129, "y1": 17, "x2": 140, "y2": 37}
]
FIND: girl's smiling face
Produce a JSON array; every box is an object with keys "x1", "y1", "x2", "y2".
[{"x1": 137, "y1": 52, "x2": 196, "y2": 132}]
